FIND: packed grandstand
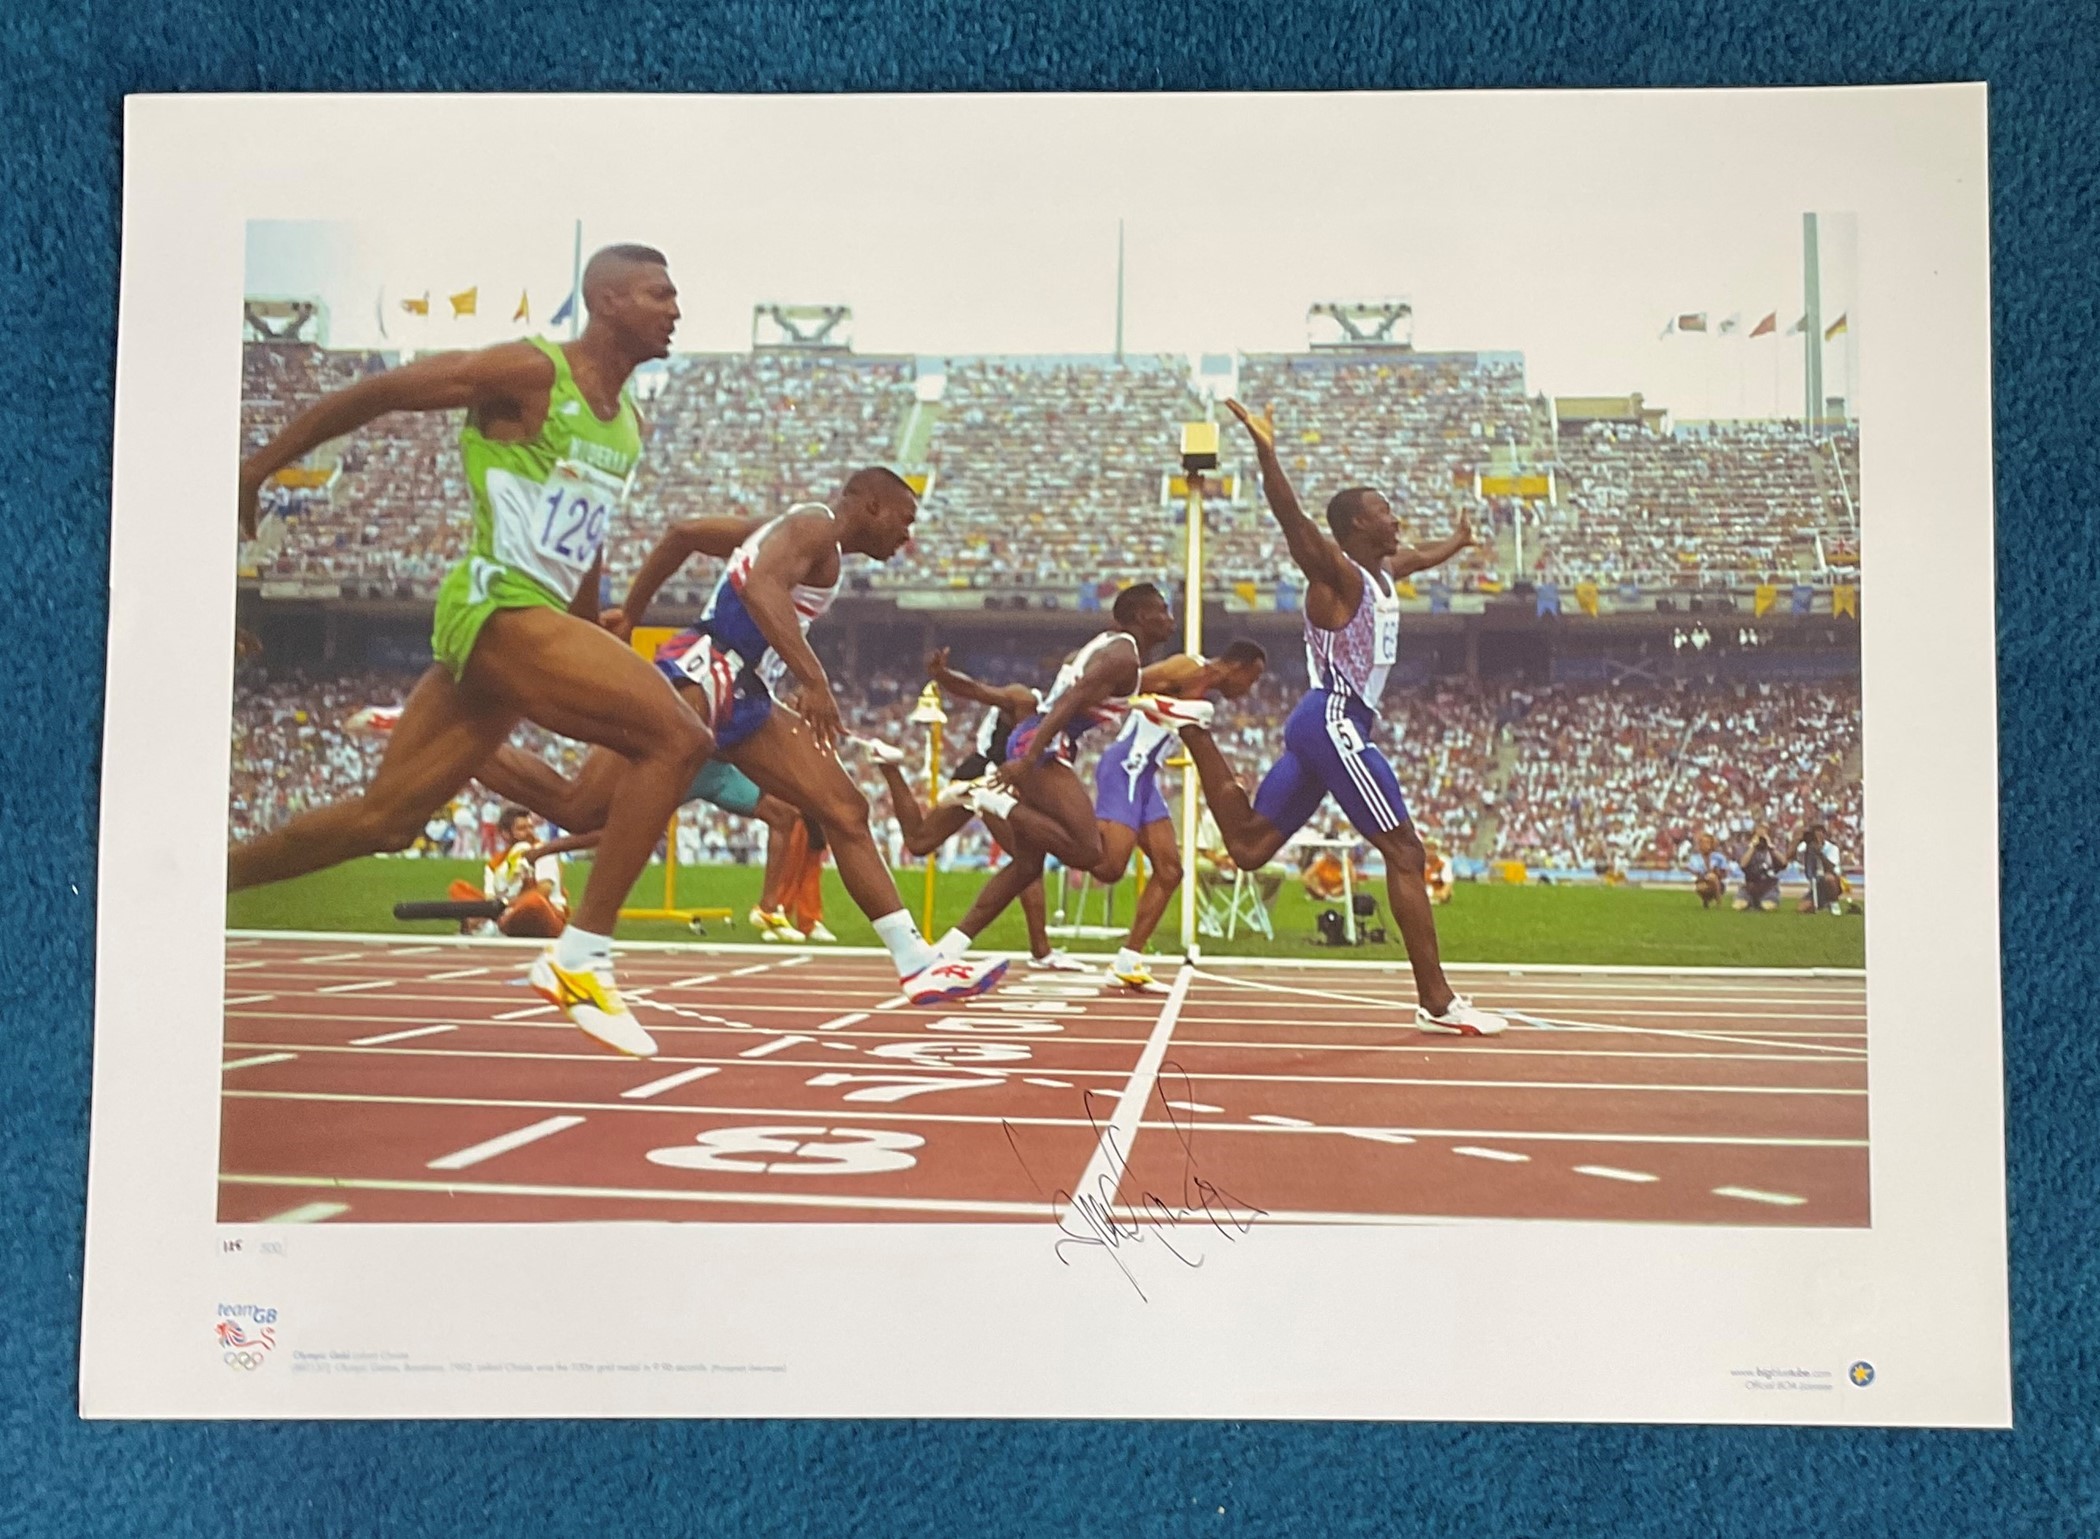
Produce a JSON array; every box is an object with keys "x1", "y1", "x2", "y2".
[
  {"x1": 240, "y1": 341, "x2": 1861, "y2": 604},
  {"x1": 233, "y1": 334, "x2": 1862, "y2": 886}
]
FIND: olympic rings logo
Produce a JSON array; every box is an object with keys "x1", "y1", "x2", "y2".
[{"x1": 223, "y1": 1350, "x2": 269, "y2": 1371}]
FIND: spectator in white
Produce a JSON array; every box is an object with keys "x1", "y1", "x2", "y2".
[{"x1": 478, "y1": 793, "x2": 504, "y2": 861}]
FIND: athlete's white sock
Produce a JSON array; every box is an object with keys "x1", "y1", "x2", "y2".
[
  {"x1": 872, "y1": 910, "x2": 936, "y2": 977},
  {"x1": 554, "y1": 924, "x2": 613, "y2": 973},
  {"x1": 934, "y1": 928, "x2": 971, "y2": 962},
  {"x1": 1115, "y1": 946, "x2": 1144, "y2": 974}
]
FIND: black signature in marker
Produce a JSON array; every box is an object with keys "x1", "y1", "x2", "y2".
[{"x1": 1002, "y1": 1060, "x2": 1267, "y2": 1302}]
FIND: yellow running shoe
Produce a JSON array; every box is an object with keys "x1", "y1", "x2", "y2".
[
  {"x1": 528, "y1": 951, "x2": 659, "y2": 1057},
  {"x1": 747, "y1": 907, "x2": 805, "y2": 943}
]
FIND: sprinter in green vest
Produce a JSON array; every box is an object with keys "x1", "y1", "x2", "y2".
[{"x1": 229, "y1": 245, "x2": 699, "y2": 1058}]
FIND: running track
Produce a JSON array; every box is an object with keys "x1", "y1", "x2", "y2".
[{"x1": 217, "y1": 934, "x2": 1869, "y2": 1227}]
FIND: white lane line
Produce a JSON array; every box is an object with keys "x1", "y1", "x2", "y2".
[
  {"x1": 1453, "y1": 1146, "x2": 1529, "y2": 1163},
  {"x1": 620, "y1": 1065, "x2": 721, "y2": 1100},
  {"x1": 1068, "y1": 965, "x2": 1196, "y2": 1212},
  {"x1": 1249, "y1": 1113, "x2": 1316, "y2": 1128},
  {"x1": 494, "y1": 1004, "x2": 557, "y2": 1021},
  {"x1": 349, "y1": 1024, "x2": 458, "y2": 1047},
  {"x1": 1574, "y1": 1165, "x2": 1659, "y2": 1184},
  {"x1": 1713, "y1": 1185, "x2": 1807, "y2": 1207},
  {"x1": 213, "y1": 1174, "x2": 1774, "y2": 1227},
  {"x1": 263, "y1": 1201, "x2": 351, "y2": 1223},
  {"x1": 821, "y1": 1042, "x2": 859, "y2": 1053},
  {"x1": 223, "y1": 994, "x2": 276, "y2": 1007},
  {"x1": 777, "y1": 956, "x2": 814, "y2": 968},
  {"x1": 224, "y1": 960, "x2": 268, "y2": 972},
  {"x1": 426, "y1": 1115, "x2": 587, "y2": 1171},
  {"x1": 1026, "y1": 1078, "x2": 1074, "y2": 1089},
  {"x1": 874, "y1": 995, "x2": 910, "y2": 1011},
  {"x1": 298, "y1": 951, "x2": 366, "y2": 965},
  {"x1": 1344, "y1": 1129, "x2": 1417, "y2": 1145},
  {"x1": 815, "y1": 1012, "x2": 870, "y2": 1033},
  {"x1": 218, "y1": 1091, "x2": 1870, "y2": 1148},
  {"x1": 725, "y1": 963, "x2": 774, "y2": 978},
  {"x1": 665, "y1": 975, "x2": 719, "y2": 988},
  {"x1": 388, "y1": 945, "x2": 444, "y2": 957},
  {"x1": 222, "y1": 1053, "x2": 298, "y2": 1071},
  {"x1": 1166, "y1": 1100, "x2": 1224, "y2": 1114},
  {"x1": 317, "y1": 979, "x2": 396, "y2": 995},
  {"x1": 427, "y1": 967, "x2": 490, "y2": 982},
  {"x1": 739, "y1": 1035, "x2": 812, "y2": 1058}
]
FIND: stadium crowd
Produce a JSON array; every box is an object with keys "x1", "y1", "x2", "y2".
[
  {"x1": 230, "y1": 652, "x2": 1861, "y2": 888},
  {"x1": 239, "y1": 341, "x2": 1863, "y2": 601}
]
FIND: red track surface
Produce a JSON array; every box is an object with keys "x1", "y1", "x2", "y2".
[{"x1": 217, "y1": 935, "x2": 1869, "y2": 1227}]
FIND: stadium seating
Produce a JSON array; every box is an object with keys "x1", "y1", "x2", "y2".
[
  {"x1": 240, "y1": 342, "x2": 1862, "y2": 598},
  {"x1": 230, "y1": 660, "x2": 1860, "y2": 879}
]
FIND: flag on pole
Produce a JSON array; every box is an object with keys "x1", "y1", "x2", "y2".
[
  {"x1": 1718, "y1": 313, "x2": 1741, "y2": 335},
  {"x1": 1658, "y1": 316, "x2": 1676, "y2": 340},
  {"x1": 513, "y1": 290, "x2": 530, "y2": 323},
  {"x1": 550, "y1": 288, "x2": 577, "y2": 327},
  {"x1": 1676, "y1": 312, "x2": 1708, "y2": 332},
  {"x1": 1824, "y1": 312, "x2": 1849, "y2": 340},
  {"x1": 450, "y1": 287, "x2": 478, "y2": 318},
  {"x1": 400, "y1": 293, "x2": 430, "y2": 316},
  {"x1": 1786, "y1": 314, "x2": 1806, "y2": 335},
  {"x1": 1749, "y1": 311, "x2": 1777, "y2": 338}
]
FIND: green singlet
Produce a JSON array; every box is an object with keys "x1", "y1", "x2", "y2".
[{"x1": 429, "y1": 335, "x2": 643, "y2": 679}]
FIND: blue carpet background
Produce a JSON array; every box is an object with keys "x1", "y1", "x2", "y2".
[{"x1": 3, "y1": 1, "x2": 2094, "y2": 1532}]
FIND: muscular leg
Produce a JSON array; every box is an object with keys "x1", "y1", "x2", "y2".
[
  {"x1": 456, "y1": 607, "x2": 712, "y2": 936},
  {"x1": 755, "y1": 793, "x2": 798, "y2": 912},
  {"x1": 952, "y1": 843, "x2": 1048, "y2": 942},
  {"x1": 229, "y1": 664, "x2": 517, "y2": 890},
  {"x1": 1121, "y1": 818, "x2": 1184, "y2": 952},
  {"x1": 996, "y1": 762, "x2": 1103, "y2": 871},
  {"x1": 1090, "y1": 820, "x2": 1139, "y2": 885},
  {"x1": 950, "y1": 763, "x2": 1099, "y2": 939},
  {"x1": 1177, "y1": 726, "x2": 1294, "y2": 869},
  {"x1": 874, "y1": 760, "x2": 975, "y2": 858},
  {"x1": 985, "y1": 810, "x2": 1051, "y2": 959},
  {"x1": 722, "y1": 703, "x2": 909, "y2": 925},
  {"x1": 1367, "y1": 821, "x2": 1456, "y2": 1017},
  {"x1": 473, "y1": 742, "x2": 625, "y2": 834}
]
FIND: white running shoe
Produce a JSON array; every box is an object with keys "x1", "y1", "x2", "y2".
[
  {"x1": 852, "y1": 736, "x2": 908, "y2": 766},
  {"x1": 807, "y1": 922, "x2": 839, "y2": 943},
  {"x1": 528, "y1": 951, "x2": 659, "y2": 1057},
  {"x1": 1415, "y1": 994, "x2": 1508, "y2": 1037},
  {"x1": 902, "y1": 955, "x2": 1009, "y2": 1006},
  {"x1": 343, "y1": 705, "x2": 402, "y2": 735},
  {"x1": 748, "y1": 907, "x2": 805, "y2": 943},
  {"x1": 965, "y1": 781, "x2": 1018, "y2": 819},
  {"x1": 935, "y1": 775, "x2": 984, "y2": 810},
  {"x1": 1028, "y1": 949, "x2": 1093, "y2": 973},
  {"x1": 1112, "y1": 959, "x2": 1167, "y2": 992},
  {"x1": 1136, "y1": 694, "x2": 1215, "y2": 732}
]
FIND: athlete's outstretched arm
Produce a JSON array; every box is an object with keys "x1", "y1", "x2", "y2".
[
  {"x1": 926, "y1": 648, "x2": 1037, "y2": 721},
  {"x1": 1002, "y1": 642, "x2": 1139, "y2": 777},
  {"x1": 615, "y1": 515, "x2": 769, "y2": 632},
  {"x1": 1391, "y1": 512, "x2": 1480, "y2": 581},
  {"x1": 1225, "y1": 399, "x2": 1352, "y2": 597},
  {"x1": 237, "y1": 341, "x2": 554, "y2": 538},
  {"x1": 740, "y1": 509, "x2": 846, "y2": 751},
  {"x1": 1139, "y1": 653, "x2": 1206, "y2": 695},
  {"x1": 524, "y1": 832, "x2": 601, "y2": 861}
]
